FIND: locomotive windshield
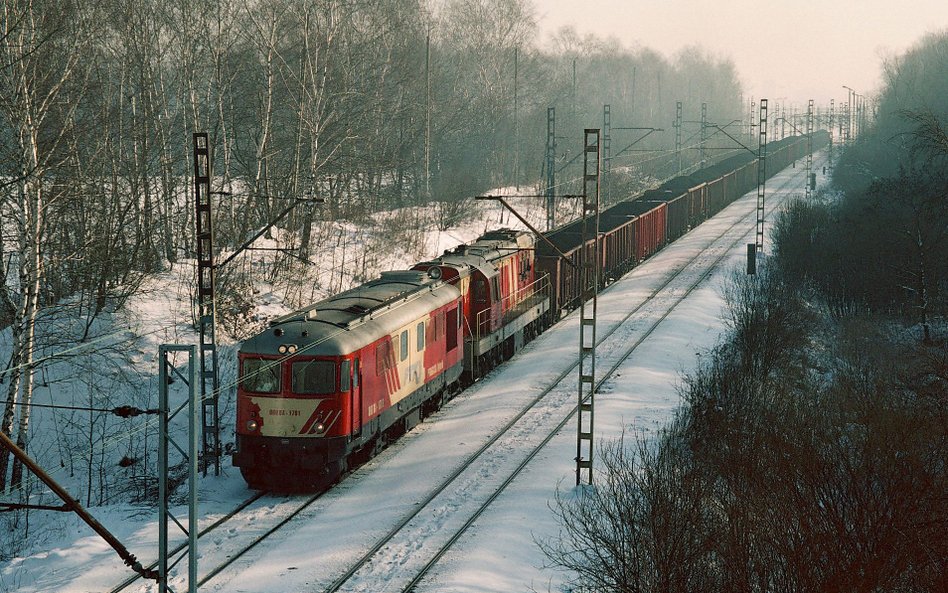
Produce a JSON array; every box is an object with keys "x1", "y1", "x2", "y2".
[
  {"x1": 292, "y1": 360, "x2": 336, "y2": 394},
  {"x1": 240, "y1": 357, "x2": 281, "y2": 393}
]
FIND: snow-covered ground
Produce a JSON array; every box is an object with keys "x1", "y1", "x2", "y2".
[{"x1": 0, "y1": 152, "x2": 828, "y2": 593}]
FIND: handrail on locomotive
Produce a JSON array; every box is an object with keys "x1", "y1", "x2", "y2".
[{"x1": 472, "y1": 274, "x2": 551, "y2": 343}]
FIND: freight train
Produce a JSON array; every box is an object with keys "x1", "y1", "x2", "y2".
[{"x1": 233, "y1": 132, "x2": 828, "y2": 490}]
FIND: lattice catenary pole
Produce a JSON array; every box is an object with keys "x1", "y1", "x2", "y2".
[
  {"x1": 192, "y1": 133, "x2": 220, "y2": 476},
  {"x1": 576, "y1": 129, "x2": 600, "y2": 486},
  {"x1": 603, "y1": 104, "x2": 611, "y2": 191},
  {"x1": 700, "y1": 102, "x2": 708, "y2": 167},
  {"x1": 545, "y1": 107, "x2": 556, "y2": 231},
  {"x1": 805, "y1": 99, "x2": 814, "y2": 200},
  {"x1": 755, "y1": 99, "x2": 768, "y2": 252},
  {"x1": 674, "y1": 100, "x2": 683, "y2": 174},
  {"x1": 158, "y1": 345, "x2": 198, "y2": 593},
  {"x1": 829, "y1": 98, "x2": 835, "y2": 163}
]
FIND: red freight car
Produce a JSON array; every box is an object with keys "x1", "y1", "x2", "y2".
[
  {"x1": 663, "y1": 192, "x2": 690, "y2": 241},
  {"x1": 535, "y1": 228, "x2": 603, "y2": 315},
  {"x1": 601, "y1": 199, "x2": 667, "y2": 271}
]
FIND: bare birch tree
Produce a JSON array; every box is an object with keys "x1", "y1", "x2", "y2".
[{"x1": 0, "y1": 0, "x2": 96, "y2": 490}]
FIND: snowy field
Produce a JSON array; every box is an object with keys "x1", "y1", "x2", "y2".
[{"x1": 0, "y1": 152, "x2": 828, "y2": 593}]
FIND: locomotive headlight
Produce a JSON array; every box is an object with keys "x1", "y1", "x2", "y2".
[
  {"x1": 246, "y1": 419, "x2": 259, "y2": 432},
  {"x1": 315, "y1": 423, "x2": 325, "y2": 433},
  {"x1": 287, "y1": 344, "x2": 298, "y2": 354},
  {"x1": 278, "y1": 345, "x2": 287, "y2": 354}
]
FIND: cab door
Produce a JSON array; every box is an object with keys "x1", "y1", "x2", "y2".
[
  {"x1": 348, "y1": 358, "x2": 362, "y2": 438},
  {"x1": 472, "y1": 275, "x2": 491, "y2": 339}
]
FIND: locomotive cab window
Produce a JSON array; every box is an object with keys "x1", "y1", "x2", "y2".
[
  {"x1": 416, "y1": 322, "x2": 425, "y2": 351},
  {"x1": 377, "y1": 341, "x2": 394, "y2": 374},
  {"x1": 292, "y1": 360, "x2": 335, "y2": 394},
  {"x1": 400, "y1": 330, "x2": 409, "y2": 361},
  {"x1": 446, "y1": 306, "x2": 459, "y2": 351},
  {"x1": 340, "y1": 360, "x2": 351, "y2": 392},
  {"x1": 240, "y1": 358, "x2": 281, "y2": 393},
  {"x1": 473, "y1": 279, "x2": 488, "y2": 303}
]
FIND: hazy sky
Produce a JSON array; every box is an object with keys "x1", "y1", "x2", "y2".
[{"x1": 535, "y1": 0, "x2": 948, "y2": 107}]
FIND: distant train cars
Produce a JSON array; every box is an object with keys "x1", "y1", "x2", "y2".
[
  {"x1": 233, "y1": 132, "x2": 828, "y2": 490},
  {"x1": 537, "y1": 133, "x2": 827, "y2": 313}
]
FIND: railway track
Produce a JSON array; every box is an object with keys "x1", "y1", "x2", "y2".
[
  {"x1": 314, "y1": 160, "x2": 822, "y2": 593},
  {"x1": 104, "y1": 489, "x2": 336, "y2": 593},
  {"x1": 122, "y1": 157, "x2": 819, "y2": 593},
  {"x1": 191, "y1": 490, "x2": 327, "y2": 589},
  {"x1": 106, "y1": 490, "x2": 267, "y2": 593}
]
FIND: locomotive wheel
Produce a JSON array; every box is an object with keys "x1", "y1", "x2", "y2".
[
  {"x1": 351, "y1": 435, "x2": 384, "y2": 466},
  {"x1": 239, "y1": 467, "x2": 269, "y2": 491}
]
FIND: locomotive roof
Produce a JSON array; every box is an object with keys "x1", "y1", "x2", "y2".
[
  {"x1": 240, "y1": 270, "x2": 461, "y2": 357},
  {"x1": 444, "y1": 228, "x2": 530, "y2": 261},
  {"x1": 421, "y1": 254, "x2": 498, "y2": 280},
  {"x1": 420, "y1": 228, "x2": 533, "y2": 279}
]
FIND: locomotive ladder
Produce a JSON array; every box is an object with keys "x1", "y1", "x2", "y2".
[
  {"x1": 805, "y1": 99, "x2": 814, "y2": 200},
  {"x1": 755, "y1": 99, "x2": 769, "y2": 252},
  {"x1": 545, "y1": 107, "x2": 556, "y2": 231},
  {"x1": 576, "y1": 129, "x2": 600, "y2": 486},
  {"x1": 193, "y1": 133, "x2": 221, "y2": 476}
]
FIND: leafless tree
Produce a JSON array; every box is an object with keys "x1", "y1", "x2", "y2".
[{"x1": 0, "y1": 0, "x2": 97, "y2": 491}]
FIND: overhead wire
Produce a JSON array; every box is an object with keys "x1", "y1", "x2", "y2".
[
  {"x1": 0, "y1": 276, "x2": 205, "y2": 500},
  {"x1": 207, "y1": 142, "x2": 773, "y2": 405}
]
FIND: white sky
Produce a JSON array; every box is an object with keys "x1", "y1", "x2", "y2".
[{"x1": 535, "y1": 0, "x2": 948, "y2": 107}]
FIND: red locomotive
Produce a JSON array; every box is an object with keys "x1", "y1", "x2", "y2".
[
  {"x1": 413, "y1": 229, "x2": 551, "y2": 378},
  {"x1": 233, "y1": 270, "x2": 464, "y2": 489}
]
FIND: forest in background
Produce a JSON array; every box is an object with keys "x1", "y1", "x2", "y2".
[{"x1": 0, "y1": 0, "x2": 746, "y2": 496}]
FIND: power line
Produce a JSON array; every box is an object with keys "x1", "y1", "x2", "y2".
[{"x1": 4, "y1": 401, "x2": 158, "y2": 417}]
